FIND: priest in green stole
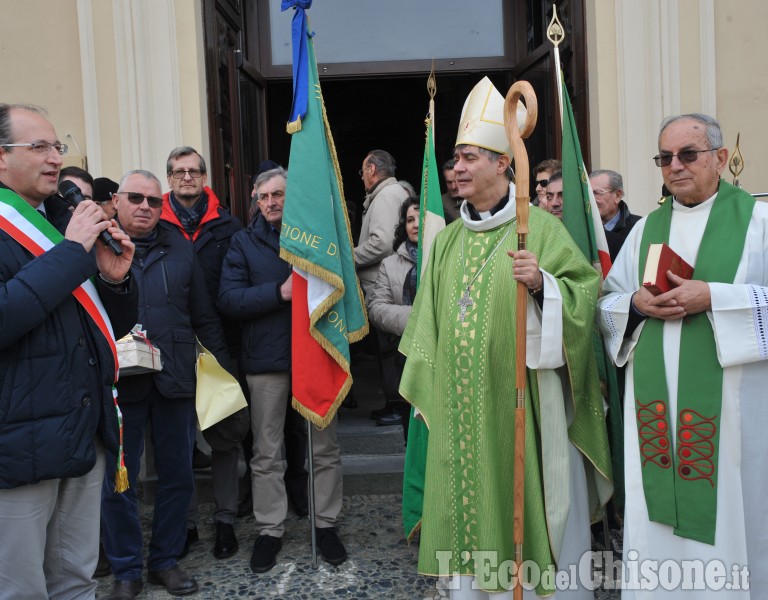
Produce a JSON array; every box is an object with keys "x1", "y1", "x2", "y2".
[
  {"x1": 599, "y1": 113, "x2": 768, "y2": 598},
  {"x1": 399, "y1": 77, "x2": 613, "y2": 598}
]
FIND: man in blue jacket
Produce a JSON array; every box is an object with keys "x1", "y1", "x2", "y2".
[
  {"x1": 0, "y1": 103, "x2": 137, "y2": 599},
  {"x1": 218, "y1": 167, "x2": 346, "y2": 574},
  {"x1": 100, "y1": 170, "x2": 231, "y2": 600},
  {"x1": 160, "y1": 146, "x2": 243, "y2": 559}
]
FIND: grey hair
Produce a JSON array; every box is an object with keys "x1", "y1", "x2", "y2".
[
  {"x1": 0, "y1": 103, "x2": 48, "y2": 147},
  {"x1": 442, "y1": 158, "x2": 456, "y2": 171},
  {"x1": 166, "y1": 146, "x2": 207, "y2": 174},
  {"x1": 659, "y1": 113, "x2": 723, "y2": 149},
  {"x1": 254, "y1": 166, "x2": 287, "y2": 192},
  {"x1": 364, "y1": 149, "x2": 396, "y2": 178},
  {"x1": 398, "y1": 179, "x2": 416, "y2": 196},
  {"x1": 118, "y1": 169, "x2": 162, "y2": 191},
  {"x1": 589, "y1": 169, "x2": 623, "y2": 192}
]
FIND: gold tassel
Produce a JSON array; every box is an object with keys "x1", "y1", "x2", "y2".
[
  {"x1": 286, "y1": 117, "x2": 303, "y2": 134},
  {"x1": 114, "y1": 465, "x2": 129, "y2": 493}
]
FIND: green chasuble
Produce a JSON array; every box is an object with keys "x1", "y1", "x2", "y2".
[{"x1": 399, "y1": 205, "x2": 613, "y2": 594}]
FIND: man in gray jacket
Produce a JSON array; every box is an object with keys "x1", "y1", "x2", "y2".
[{"x1": 354, "y1": 149, "x2": 408, "y2": 297}]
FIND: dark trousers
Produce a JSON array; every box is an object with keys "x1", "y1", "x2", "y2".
[{"x1": 101, "y1": 383, "x2": 196, "y2": 579}]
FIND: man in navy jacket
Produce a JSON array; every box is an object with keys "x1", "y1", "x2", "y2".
[
  {"x1": 0, "y1": 103, "x2": 137, "y2": 599},
  {"x1": 100, "y1": 170, "x2": 230, "y2": 599},
  {"x1": 218, "y1": 167, "x2": 346, "y2": 574},
  {"x1": 160, "y1": 146, "x2": 243, "y2": 559}
]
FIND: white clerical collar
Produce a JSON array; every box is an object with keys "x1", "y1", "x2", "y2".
[
  {"x1": 672, "y1": 190, "x2": 717, "y2": 211},
  {"x1": 460, "y1": 181, "x2": 517, "y2": 232}
]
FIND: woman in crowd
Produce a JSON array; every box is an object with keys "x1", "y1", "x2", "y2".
[{"x1": 367, "y1": 195, "x2": 420, "y2": 442}]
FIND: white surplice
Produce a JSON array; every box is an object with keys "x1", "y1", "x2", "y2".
[{"x1": 598, "y1": 195, "x2": 768, "y2": 599}]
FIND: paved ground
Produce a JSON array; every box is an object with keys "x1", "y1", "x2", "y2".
[{"x1": 96, "y1": 354, "x2": 621, "y2": 599}]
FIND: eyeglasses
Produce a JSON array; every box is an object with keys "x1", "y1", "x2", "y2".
[
  {"x1": 169, "y1": 168, "x2": 204, "y2": 179},
  {"x1": 652, "y1": 148, "x2": 720, "y2": 168},
  {"x1": 116, "y1": 191, "x2": 164, "y2": 208},
  {"x1": 0, "y1": 142, "x2": 68, "y2": 155},
  {"x1": 535, "y1": 178, "x2": 549, "y2": 188},
  {"x1": 591, "y1": 189, "x2": 614, "y2": 197}
]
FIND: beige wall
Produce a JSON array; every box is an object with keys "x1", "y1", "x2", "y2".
[
  {"x1": 714, "y1": 2, "x2": 768, "y2": 195},
  {"x1": 0, "y1": 0, "x2": 210, "y2": 188},
  {"x1": 0, "y1": 0, "x2": 88, "y2": 169},
  {"x1": 588, "y1": 0, "x2": 768, "y2": 215}
]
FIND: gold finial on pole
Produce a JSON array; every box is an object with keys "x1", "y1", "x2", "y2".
[
  {"x1": 547, "y1": 4, "x2": 565, "y2": 48},
  {"x1": 427, "y1": 60, "x2": 436, "y2": 101},
  {"x1": 728, "y1": 133, "x2": 744, "y2": 188}
]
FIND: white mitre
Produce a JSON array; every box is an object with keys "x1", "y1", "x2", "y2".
[{"x1": 455, "y1": 76, "x2": 527, "y2": 156}]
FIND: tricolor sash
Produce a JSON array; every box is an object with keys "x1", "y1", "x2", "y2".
[
  {"x1": 0, "y1": 187, "x2": 129, "y2": 491},
  {"x1": 633, "y1": 181, "x2": 754, "y2": 543}
]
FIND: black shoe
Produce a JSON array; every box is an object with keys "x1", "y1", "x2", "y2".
[
  {"x1": 192, "y1": 445, "x2": 211, "y2": 470},
  {"x1": 178, "y1": 527, "x2": 199, "y2": 559},
  {"x1": 250, "y1": 535, "x2": 282, "y2": 573},
  {"x1": 94, "y1": 543, "x2": 111, "y2": 578},
  {"x1": 148, "y1": 565, "x2": 198, "y2": 595},
  {"x1": 376, "y1": 411, "x2": 403, "y2": 426},
  {"x1": 341, "y1": 396, "x2": 358, "y2": 409},
  {"x1": 107, "y1": 578, "x2": 143, "y2": 600},
  {"x1": 213, "y1": 521, "x2": 239, "y2": 559},
  {"x1": 316, "y1": 527, "x2": 347, "y2": 566}
]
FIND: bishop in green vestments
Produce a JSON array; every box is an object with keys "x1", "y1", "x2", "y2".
[{"x1": 399, "y1": 77, "x2": 613, "y2": 598}]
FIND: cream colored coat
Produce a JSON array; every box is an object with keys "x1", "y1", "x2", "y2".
[{"x1": 354, "y1": 177, "x2": 408, "y2": 295}]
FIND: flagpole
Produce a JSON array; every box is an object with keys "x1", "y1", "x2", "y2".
[
  {"x1": 504, "y1": 80, "x2": 537, "y2": 600},
  {"x1": 307, "y1": 419, "x2": 318, "y2": 567}
]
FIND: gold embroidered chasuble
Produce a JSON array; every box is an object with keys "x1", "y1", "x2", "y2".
[{"x1": 399, "y1": 204, "x2": 612, "y2": 594}]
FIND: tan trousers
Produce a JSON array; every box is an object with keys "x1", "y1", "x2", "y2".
[{"x1": 247, "y1": 372, "x2": 343, "y2": 536}]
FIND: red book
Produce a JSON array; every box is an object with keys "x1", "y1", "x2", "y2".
[{"x1": 642, "y1": 243, "x2": 694, "y2": 295}]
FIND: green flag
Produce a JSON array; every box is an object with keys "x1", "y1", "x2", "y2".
[
  {"x1": 403, "y1": 96, "x2": 446, "y2": 538},
  {"x1": 557, "y1": 72, "x2": 623, "y2": 512},
  {"x1": 279, "y1": 4, "x2": 368, "y2": 428}
]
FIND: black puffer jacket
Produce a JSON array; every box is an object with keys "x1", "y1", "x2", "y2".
[
  {"x1": 217, "y1": 215, "x2": 291, "y2": 374},
  {"x1": 0, "y1": 189, "x2": 138, "y2": 488},
  {"x1": 117, "y1": 225, "x2": 230, "y2": 403}
]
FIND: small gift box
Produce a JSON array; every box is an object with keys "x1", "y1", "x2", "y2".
[{"x1": 117, "y1": 325, "x2": 163, "y2": 376}]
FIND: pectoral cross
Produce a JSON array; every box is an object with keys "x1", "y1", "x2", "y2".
[{"x1": 457, "y1": 289, "x2": 473, "y2": 323}]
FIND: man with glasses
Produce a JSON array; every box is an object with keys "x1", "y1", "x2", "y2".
[
  {"x1": 532, "y1": 158, "x2": 561, "y2": 209},
  {"x1": 0, "y1": 103, "x2": 137, "y2": 599},
  {"x1": 598, "y1": 113, "x2": 768, "y2": 594},
  {"x1": 101, "y1": 170, "x2": 231, "y2": 599},
  {"x1": 589, "y1": 168, "x2": 640, "y2": 258},
  {"x1": 160, "y1": 146, "x2": 243, "y2": 561}
]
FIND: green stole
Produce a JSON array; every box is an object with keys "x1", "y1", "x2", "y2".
[{"x1": 633, "y1": 181, "x2": 754, "y2": 544}]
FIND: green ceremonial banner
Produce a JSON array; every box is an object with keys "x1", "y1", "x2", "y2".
[
  {"x1": 403, "y1": 107, "x2": 446, "y2": 538},
  {"x1": 558, "y1": 76, "x2": 624, "y2": 511},
  {"x1": 279, "y1": 16, "x2": 368, "y2": 428}
]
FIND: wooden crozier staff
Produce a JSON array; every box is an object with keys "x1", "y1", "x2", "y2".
[{"x1": 504, "y1": 80, "x2": 537, "y2": 600}]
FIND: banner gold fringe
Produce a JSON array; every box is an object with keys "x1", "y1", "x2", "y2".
[{"x1": 286, "y1": 117, "x2": 302, "y2": 134}]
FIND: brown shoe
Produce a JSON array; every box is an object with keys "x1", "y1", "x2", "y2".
[
  {"x1": 147, "y1": 565, "x2": 199, "y2": 595},
  {"x1": 107, "y1": 578, "x2": 143, "y2": 600}
]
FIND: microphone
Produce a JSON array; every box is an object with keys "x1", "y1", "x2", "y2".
[{"x1": 58, "y1": 180, "x2": 123, "y2": 256}]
